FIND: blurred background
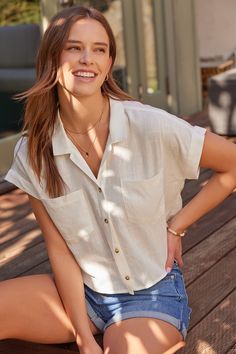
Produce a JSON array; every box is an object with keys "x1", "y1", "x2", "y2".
[{"x1": 0, "y1": 0, "x2": 236, "y2": 176}]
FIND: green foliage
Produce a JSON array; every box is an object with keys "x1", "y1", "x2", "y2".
[{"x1": 0, "y1": 0, "x2": 40, "y2": 26}]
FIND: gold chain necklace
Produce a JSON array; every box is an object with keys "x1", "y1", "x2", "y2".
[
  {"x1": 64, "y1": 101, "x2": 105, "y2": 158},
  {"x1": 63, "y1": 103, "x2": 104, "y2": 135}
]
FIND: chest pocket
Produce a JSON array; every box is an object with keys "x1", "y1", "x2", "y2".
[
  {"x1": 41, "y1": 189, "x2": 94, "y2": 245},
  {"x1": 121, "y1": 170, "x2": 165, "y2": 223}
]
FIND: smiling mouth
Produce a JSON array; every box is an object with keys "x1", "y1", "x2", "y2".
[{"x1": 73, "y1": 71, "x2": 97, "y2": 78}]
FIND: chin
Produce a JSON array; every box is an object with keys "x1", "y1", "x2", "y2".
[{"x1": 72, "y1": 87, "x2": 102, "y2": 99}]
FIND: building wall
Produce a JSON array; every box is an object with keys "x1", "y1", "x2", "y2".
[{"x1": 195, "y1": 0, "x2": 236, "y2": 59}]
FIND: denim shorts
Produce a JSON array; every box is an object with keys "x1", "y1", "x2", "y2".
[{"x1": 84, "y1": 262, "x2": 191, "y2": 339}]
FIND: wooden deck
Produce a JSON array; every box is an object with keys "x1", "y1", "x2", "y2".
[{"x1": 0, "y1": 109, "x2": 235, "y2": 353}]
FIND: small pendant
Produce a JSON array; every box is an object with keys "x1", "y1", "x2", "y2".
[{"x1": 85, "y1": 152, "x2": 89, "y2": 158}]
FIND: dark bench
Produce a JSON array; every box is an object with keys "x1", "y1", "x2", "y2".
[{"x1": 0, "y1": 23, "x2": 41, "y2": 135}]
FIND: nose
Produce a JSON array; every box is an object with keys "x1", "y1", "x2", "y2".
[{"x1": 79, "y1": 49, "x2": 93, "y2": 65}]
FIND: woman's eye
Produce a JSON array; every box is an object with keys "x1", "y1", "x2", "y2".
[
  {"x1": 95, "y1": 47, "x2": 106, "y2": 53},
  {"x1": 67, "y1": 46, "x2": 80, "y2": 51}
]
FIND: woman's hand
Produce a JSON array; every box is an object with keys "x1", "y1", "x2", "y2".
[
  {"x1": 165, "y1": 232, "x2": 183, "y2": 272},
  {"x1": 77, "y1": 337, "x2": 104, "y2": 354}
]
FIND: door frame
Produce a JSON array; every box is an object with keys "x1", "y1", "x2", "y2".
[
  {"x1": 122, "y1": 0, "x2": 202, "y2": 115},
  {"x1": 122, "y1": 0, "x2": 167, "y2": 109}
]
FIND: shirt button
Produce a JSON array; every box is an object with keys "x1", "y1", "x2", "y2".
[
  {"x1": 125, "y1": 275, "x2": 130, "y2": 280},
  {"x1": 104, "y1": 218, "x2": 109, "y2": 224},
  {"x1": 98, "y1": 187, "x2": 102, "y2": 193},
  {"x1": 115, "y1": 248, "x2": 119, "y2": 253}
]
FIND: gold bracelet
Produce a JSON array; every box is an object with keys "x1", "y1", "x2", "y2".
[{"x1": 167, "y1": 227, "x2": 186, "y2": 237}]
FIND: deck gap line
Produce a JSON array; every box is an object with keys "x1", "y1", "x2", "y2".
[{"x1": 18, "y1": 258, "x2": 50, "y2": 278}]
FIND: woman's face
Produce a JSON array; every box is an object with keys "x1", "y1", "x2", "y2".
[{"x1": 57, "y1": 18, "x2": 112, "y2": 100}]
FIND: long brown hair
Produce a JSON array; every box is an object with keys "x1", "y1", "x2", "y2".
[{"x1": 18, "y1": 6, "x2": 133, "y2": 197}]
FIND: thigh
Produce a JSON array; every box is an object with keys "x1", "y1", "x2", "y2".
[
  {"x1": 0, "y1": 274, "x2": 100, "y2": 343},
  {"x1": 103, "y1": 317, "x2": 183, "y2": 354}
]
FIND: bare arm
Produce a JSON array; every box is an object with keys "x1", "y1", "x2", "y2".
[
  {"x1": 166, "y1": 131, "x2": 236, "y2": 270},
  {"x1": 28, "y1": 196, "x2": 102, "y2": 352}
]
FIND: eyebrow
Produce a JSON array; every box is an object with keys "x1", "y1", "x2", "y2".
[{"x1": 66, "y1": 40, "x2": 108, "y2": 47}]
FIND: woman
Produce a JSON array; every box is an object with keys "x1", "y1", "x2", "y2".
[{"x1": 2, "y1": 6, "x2": 236, "y2": 354}]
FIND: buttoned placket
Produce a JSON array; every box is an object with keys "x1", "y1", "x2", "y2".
[
  {"x1": 66, "y1": 106, "x2": 135, "y2": 294},
  {"x1": 97, "y1": 144, "x2": 135, "y2": 295},
  {"x1": 108, "y1": 220, "x2": 135, "y2": 294}
]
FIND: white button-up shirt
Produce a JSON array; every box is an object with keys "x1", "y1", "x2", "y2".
[{"x1": 5, "y1": 98, "x2": 206, "y2": 294}]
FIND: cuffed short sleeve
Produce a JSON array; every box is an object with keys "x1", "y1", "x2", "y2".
[
  {"x1": 160, "y1": 111, "x2": 206, "y2": 180},
  {"x1": 4, "y1": 137, "x2": 40, "y2": 199}
]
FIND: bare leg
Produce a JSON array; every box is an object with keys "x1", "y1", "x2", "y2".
[
  {"x1": 0, "y1": 274, "x2": 101, "y2": 344},
  {"x1": 103, "y1": 318, "x2": 184, "y2": 354}
]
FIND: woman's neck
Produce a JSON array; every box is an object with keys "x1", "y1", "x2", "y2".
[{"x1": 58, "y1": 93, "x2": 107, "y2": 133}]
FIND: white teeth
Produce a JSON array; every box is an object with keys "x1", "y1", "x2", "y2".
[{"x1": 75, "y1": 72, "x2": 95, "y2": 78}]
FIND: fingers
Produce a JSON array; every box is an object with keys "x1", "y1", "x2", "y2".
[
  {"x1": 165, "y1": 234, "x2": 184, "y2": 272},
  {"x1": 175, "y1": 254, "x2": 184, "y2": 268},
  {"x1": 175, "y1": 241, "x2": 184, "y2": 268},
  {"x1": 165, "y1": 248, "x2": 175, "y2": 273}
]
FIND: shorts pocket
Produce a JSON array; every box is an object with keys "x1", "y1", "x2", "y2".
[
  {"x1": 158, "y1": 273, "x2": 184, "y2": 300},
  {"x1": 121, "y1": 170, "x2": 164, "y2": 223},
  {"x1": 41, "y1": 189, "x2": 94, "y2": 244}
]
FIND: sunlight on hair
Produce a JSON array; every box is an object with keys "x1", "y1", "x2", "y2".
[
  {"x1": 196, "y1": 339, "x2": 218, "y2": 354},
  {"x1": 54, "y1": 18, "x2": 66, "y2": 27}
]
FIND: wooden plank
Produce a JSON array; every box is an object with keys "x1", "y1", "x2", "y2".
[
  {"x1": 183, "y1": 193, "x2": 236, "y2": 253},
  {"x1": 187, "y1": 248, "x2": 236, "y2": 329},
  {"x1": 21, "y1": 259, "x2": 52, "y2": 276},
  {"x1": 0, "y1": 339, "x2": 79, "y2": 354},
  {"x1": 183, "y1": 217, "x2": 236, "y2": 285},
  {"x1": 183, "y1": 109, "x2": 209, "y2": 127},
  {"x1": 0, "y1": 229, "x2": 43, "y2": 265},
  {"x1": 0, "y1": 204, "x2": 32, "y2": 227},
  {"x1": 182, "y1": 168, "x2": 213, "y2": 204},
  {"x1": 0, "y1": 190, "x2": 31, "y2": 229},
  {"x1": 0, "y1": 180, "x2": 16, "y2": 195},
  {"x1": 180, "y1": 290, "x2": 236, "y2": 354},
  {"x1": 0, "y1": 189, "x2": 29, "y2": 208},
  {"x1": 0, "y1": 216, "x2": 38, "y2": 245},
  {"x1": 0, "y1": 241, "x2": 48, "y2": 281}
]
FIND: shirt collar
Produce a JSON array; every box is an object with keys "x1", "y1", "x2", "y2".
[
  {"x1": 52, "y1": 112, "x2": 74, "y2": 156},
  {"x1": 52, "y1": 97, "x2": 129, "y2": 156},
  {"x1": 109, "y1": 97, "x2": 128, "y2": 144}
]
